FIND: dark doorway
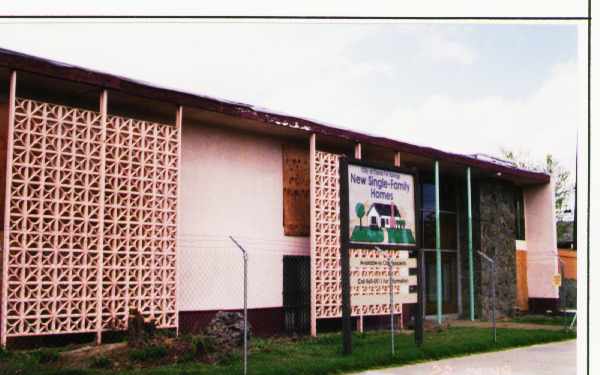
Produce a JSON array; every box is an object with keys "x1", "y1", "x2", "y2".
[
  {"x1": 283, "y1": 256, "x2": 311, "y2": 334},
  {"x1": 424, "y1": 251, "x2": 458, "y2": 315}
]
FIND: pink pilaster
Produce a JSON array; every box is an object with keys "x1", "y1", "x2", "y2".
[
  {"x1": 174, "y1": 105, "x2": 183, "y2": 337},
  {"x1": 1, "y1": 71, "x2": 16, "y2": 348},
  {"x1": 309, "y1": 133, "x2": 317, "y2": 337},
  {"x1": 96, "y1": 90, "x2": 108, "y2": 345}
]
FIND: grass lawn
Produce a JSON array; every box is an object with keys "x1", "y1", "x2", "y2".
[{"x1": 0, "y1": 327, "x2": 575, "y2": 375}]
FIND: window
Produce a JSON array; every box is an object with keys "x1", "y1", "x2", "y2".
[
  {"x1": 420, "y1": 181, "x2": 458, "y2": 249},
  {"x1": 515, "y1": 188, "x2": 526, "y2": 240}
]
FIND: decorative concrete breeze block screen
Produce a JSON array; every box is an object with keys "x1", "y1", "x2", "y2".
[
  {"x1": 312, "y1": 151, "x2": 415, "y2": 322},
  {"x1": 2, "y1": 98, "x2": 178, "y2": 339},
  {"x1": 312, "y1": 151, "x2": 343, "y2": 319}
]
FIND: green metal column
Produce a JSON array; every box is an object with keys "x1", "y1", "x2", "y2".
[
  {"x1": 435, "y1": 161, "x2": 442, "y2": 324},
  {"x1": 467, "y1": 167, "x2": 475, "y2": 321}
]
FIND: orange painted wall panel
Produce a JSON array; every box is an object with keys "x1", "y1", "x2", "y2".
[
  {"x1": 515, "y1": 250, "x2": 529, "y2": 311},
  {"x1": 558, "y1": 249, "x2": 577, "y2": 280}
]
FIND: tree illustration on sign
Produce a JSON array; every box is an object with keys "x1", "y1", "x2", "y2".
[{"x1": 355, "y1": 202, "x2": 365, "y2": 227}]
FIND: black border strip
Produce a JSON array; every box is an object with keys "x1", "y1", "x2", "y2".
[
  {"x1": 587, "y1": 0, "x2": 591, "y2": 372},
  {"x1": 0, "y1": 16, "x2": 590, "y2": 20}
]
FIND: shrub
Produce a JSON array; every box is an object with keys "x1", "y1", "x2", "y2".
[
  {"x1": 0, "y1": 347, "x2": 10, "y2": 360},
  {"x1": 192, "y1": 335, "x2": 216, "y2": 356},
  {"x1": 32, "y1": 348, "x2": 60, "y2": 364},
  {"x1": 129, "y1": 345, "x2": 168, "y2": 362},
  {"x1": 90, "y1": 355, "x2": 113, "y2": 369}
]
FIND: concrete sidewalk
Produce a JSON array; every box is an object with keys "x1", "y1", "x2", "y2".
[
  {"x1": 448, "y1": 319, "x2": 567, "y2": 331},
  {"x1": 354, "y1": 340, "x2": 576, "y2": 375}
]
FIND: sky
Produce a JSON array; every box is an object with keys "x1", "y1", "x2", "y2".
[{"x1": 0, "y1": 20, "x2": 579, "y2": 183}]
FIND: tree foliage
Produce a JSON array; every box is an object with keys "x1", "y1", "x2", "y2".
[{"x1": 500, "y1": 148, "x2": 573, "y2": 222}]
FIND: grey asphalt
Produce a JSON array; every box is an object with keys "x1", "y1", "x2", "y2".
[{"x1": 355, "y1": 339, "x2": 576, "y2": 375}]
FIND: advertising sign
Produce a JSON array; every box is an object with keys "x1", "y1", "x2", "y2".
[
  {"x1": 349, "y1": 254, "x2": 418, "y2": 306},
  {"x1": 347, "y1": 163, "x2": 417, "y2": 247},
  {"x1": 338, "y1": 157, "x2": 423, "y2": 352}
]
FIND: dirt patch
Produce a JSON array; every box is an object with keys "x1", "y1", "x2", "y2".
[{"x1": 61, "y1": 342, "x2": 127, "y2": 362}]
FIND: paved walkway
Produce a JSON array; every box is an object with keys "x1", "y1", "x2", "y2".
[
  {"x1": 448, "y1": 319, "x2": 566, "y2": 331},
  {"x1": 355, "y1": 340, "x2": 576, "y2": 375}
]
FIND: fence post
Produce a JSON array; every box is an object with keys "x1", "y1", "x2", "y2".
[
  {"x1": 230, "y1": 236, "x2": 248, "y2": 375},
  {"x1": 558, "y1": 258, "x2": 566, "y2": 329},
  {"x1": 492, "y1": 259, "x2": 496, "y2": 343},
  {"x1": 388, "y1": 255, "x2": 395, "y2": 355},
  {"x1": 376, "y1": 247, "x2": 394, "y2": 355}
]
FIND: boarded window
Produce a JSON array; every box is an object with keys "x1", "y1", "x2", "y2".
[
  {"x1": 282, "y1": 144, "x2": 310, "y2": 236},
  {"x1": 516, "y1": 250, "x2": 529, "y2": 311}
]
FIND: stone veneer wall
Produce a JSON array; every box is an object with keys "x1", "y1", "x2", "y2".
[{"x1": 477, "y1": 180, "x2": 518, "y2": 319}]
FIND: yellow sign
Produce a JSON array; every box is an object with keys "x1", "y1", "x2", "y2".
[{"x1": 552, "y1": 273, "x2": 562, "y2": 287}]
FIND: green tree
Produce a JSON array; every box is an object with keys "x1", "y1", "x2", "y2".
[
  {"x1": 500, "y1": 148, "x2": 573, "y2": 222},
  {"x1": 355, "y1": 202, "x2": 366, "y2": 227}
]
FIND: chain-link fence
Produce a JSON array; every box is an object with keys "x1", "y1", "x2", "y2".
[
  {"x1": 177, "y1": 233, "x2": 311, "y2": 334},
  {"x1": 176, "y1": 234, "x2": 312, "y2": 373}
]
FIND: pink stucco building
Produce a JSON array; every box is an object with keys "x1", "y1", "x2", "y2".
[{"x1": 0, "y1": 48, "x2": 559, "y2": 347}]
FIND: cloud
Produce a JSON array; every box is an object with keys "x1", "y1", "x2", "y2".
[
  {"x1": 376, "y1": 60, "x2": 578, "y2": 171},
  {"x1": 419, "y1": 31, "x2": 477, "y2": 65},
  {"x1": 0, "y1": 21, "x2": 576, "y2": 175}
]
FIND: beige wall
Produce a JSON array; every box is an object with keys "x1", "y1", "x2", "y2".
[
  {"x1": 523, "y1": 179, "x2": 559, "y2": 299},
  {"x1": 178, "y1": 122, "x2": 309, "y2": 311}
]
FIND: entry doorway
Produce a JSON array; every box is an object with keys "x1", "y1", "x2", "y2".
[
  {"x1": 420, "y1": 179, "x2": 462, "y2": 317},
  {"x1": 424, "y1": 251, "x2": 459, "y2": 315}
]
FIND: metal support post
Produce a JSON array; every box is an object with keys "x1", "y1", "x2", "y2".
[
  {"x1": 558, "y1": 258, "x2": 566, "y2": 329},
  {"x1": 376, "y1": 247, "x2": 394, "y2": 355},
  {"x1": 478, "y1": 251, "x2": 496, "y2": 343},
  {"x1": 467, "y1": 167, "x2": 475, "y2": 321},
  {"x1": 230, "y1": 236, "x2": 248, "y2": 375},
  {"x1": 434, "y1": 161, "x2": 442, "y2": 324}
]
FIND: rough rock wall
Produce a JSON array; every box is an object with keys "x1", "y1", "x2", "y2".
[{"x1": 477, "y1": 180, "x2": 517, "y2": 319}]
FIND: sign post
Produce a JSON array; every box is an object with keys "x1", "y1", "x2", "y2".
[
  {"x1": 339, "y1": 156, "x2": 423, "y2": 352},
  {"x1": 415, "y1": 248, "x2": 424, "y2": 346},
  {"x1": 339, "y1": 158, "x2": 353, "y2": 355}
]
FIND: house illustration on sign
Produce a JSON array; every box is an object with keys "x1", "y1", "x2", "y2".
[{"x1": 367, "y1": 203, "x2": 405, "y2": 230}]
